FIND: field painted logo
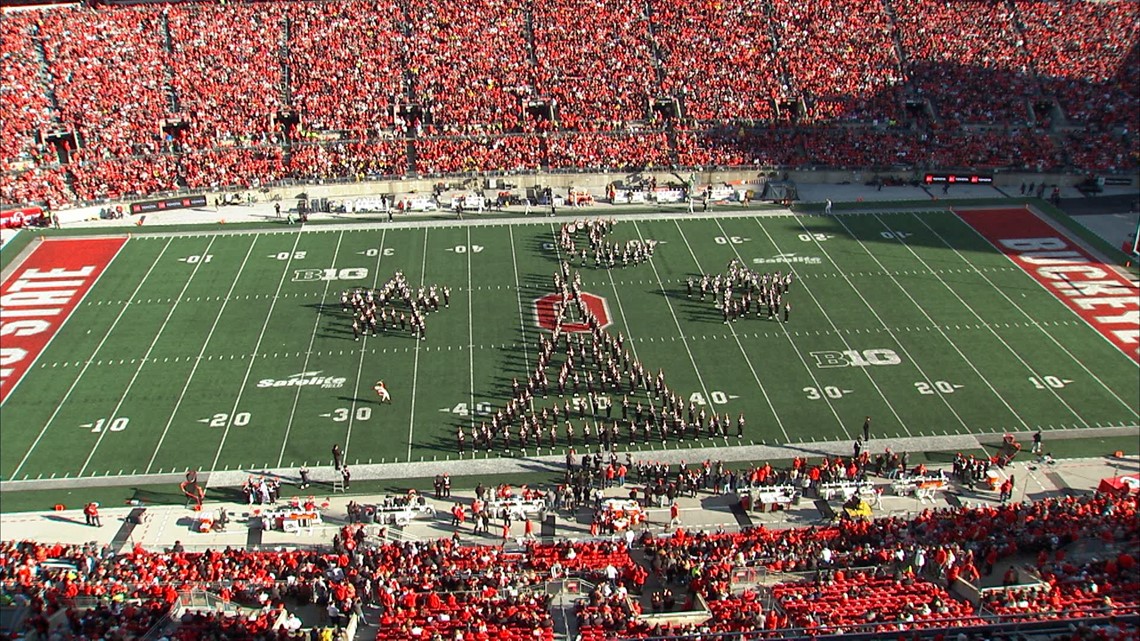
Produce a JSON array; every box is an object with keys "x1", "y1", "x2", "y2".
[
  {"x1": 293, "y1": 268, "x2": 368, "y2": 282},
  {"x1": 257, "y1": 370, "x2": 347, "y2": 389},
  {"x1": 811, "y1": 349, "x2": 901, "y2": 368},
  {"x1": 753, "y1": 253, "x2": 822, "y2": 265},
  {"x1": 534, "y1": 292, "x2": 612, "y2": 333}
]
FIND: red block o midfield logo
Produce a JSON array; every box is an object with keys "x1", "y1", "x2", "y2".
[{"x1": 534, "y1": 292, "x2": 612, "y2": 333}]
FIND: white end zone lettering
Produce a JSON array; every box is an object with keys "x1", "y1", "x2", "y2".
[
  {"x1": 959, "y1": 209, "x2": 1140, "y2": 363},
  {"x1": 0, "y1": 238, "x2": 126, "y2": 403}
]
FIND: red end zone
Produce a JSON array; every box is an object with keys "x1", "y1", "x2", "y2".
[
  {"x1": 0, "y1": 237, "x2": 126, "y2": 402},
  {"x1": 957, "y1": 208, "x2": 1139, "y2": 363}
]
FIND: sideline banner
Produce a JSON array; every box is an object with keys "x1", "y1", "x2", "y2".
[{"x1": 129, "y1": 195, "x2": 207, "y2": 215}]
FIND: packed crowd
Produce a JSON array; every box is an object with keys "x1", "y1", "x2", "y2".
[
  {"x1": 1017, "y1": 0, "x2": 1140, "y2": 126},
  {"x1": 770, "y1": 0, "x2": 905, "y2": 122},
  {"x1": 0, "y1": 482, "x2": 1136, "y2": 640},
  {"x1": 0, "y1": 0, "x2": 1136, "y2": 206}
]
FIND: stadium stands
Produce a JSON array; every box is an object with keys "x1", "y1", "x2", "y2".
[
  {"x1": 0, "y1": 0, "x2": 1136, "y2": 207},
  {"x1": 1, "y1": 488, "x2": 1135, "y2": 640}
]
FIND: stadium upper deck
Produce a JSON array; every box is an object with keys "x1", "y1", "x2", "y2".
[{"x1": 0, "y1": 0, "x2": 1136, "y2": 209}]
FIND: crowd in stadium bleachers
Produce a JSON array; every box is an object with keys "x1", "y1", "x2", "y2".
[
  {"x1": 1, "y1": 479, "x2": 1136, "y2": 640},
  {"x1": 0, "y1": 0, "x2": 1136, "y2": 207}
]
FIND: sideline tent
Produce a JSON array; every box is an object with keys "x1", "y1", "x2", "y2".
[
  {"x1": 761, "y1": 180, "x2": 797, "y2": 203},
  {"x1": 1097, "y1": 474, "x2": 1140, "y2": 494}
]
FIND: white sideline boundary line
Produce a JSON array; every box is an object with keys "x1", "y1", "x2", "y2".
[
  {"x1": 858, "y1": 213, "x2": 1036, "y2": 429},
  {"x1": 7, "y1": 237, "x2": 149, "y2": 481},
  {"x1": 79, "y1": 236, "x2": 219, "y2": 476},
  {"x1": 276, "y1": 230, "x2": 347, "y2": 468},
  {"x1": 208, "y1": 232, "x2": 304, "y2": 474},
  {"x1": 343, "y1": 229, "x2": 388, "y2": 461},
  {"x1": 406, "y1": 230, "x2": 430, "y2": 461},
  {"x1": 754, "y1": 219, "x2": 913, "y2": 436},
  {"x1": 669, "y1": 220, "x2": 791, "y2": 443},
  {"x1": 928, "y1": 210, "x2": 1139, "y2": 419},
  {"x1": 146, "y1": 238, "x2": 259, "y2": 473}
]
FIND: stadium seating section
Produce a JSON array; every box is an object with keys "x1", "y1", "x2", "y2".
[
  {"x1": 1, "y1": 491, "x2": 1135, "y2": 639},
  {"x1": 0, "y1": 0, "x2": 1136, "y2": 207}
]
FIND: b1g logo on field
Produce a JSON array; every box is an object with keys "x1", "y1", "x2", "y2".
[
  {"x1": 534, "y1": 292, "x2": 612, "y2": 333},
  {"x1": 811, "y1": 349, "x2": 901, "y2": 369},
  {"x1": 293, "y1": 267, "x2": 369, "y2": 282}
]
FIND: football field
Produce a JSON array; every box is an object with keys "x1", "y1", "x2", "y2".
[{"x1": 1, "y1": 207, "x2": 1137, "y2": 485}]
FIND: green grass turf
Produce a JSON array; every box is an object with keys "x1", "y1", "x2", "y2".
[{"x1": 2, "y1": 210, "x2": 1137, "y2": 489}]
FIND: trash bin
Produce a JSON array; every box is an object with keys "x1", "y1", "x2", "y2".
[{"x1": 740, "y1": 494, "x2": 751, "y2": 511}]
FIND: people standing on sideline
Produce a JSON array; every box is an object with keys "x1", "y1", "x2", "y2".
[
  {"x1": 824, "y1": 199, "x2": 832, "y2": 215},
  {"x1": 862, "y1": 416, "x2": 871, "y2": 442},
  {"x1": 299, "y1": 465, "x2": 311, "y2": 489},
  {"x1": 84, "y1": 502, "x2": 101, "y2": 527},
  {"x1": 275, "y1": 203, "x2": 281, "y2": 218},
  {"x1": 341, "y1": 466, "x2": 351, "y2": 490},
  {"x1": 332, "y1": 444, "x2": 343, "y2": 470},
  {"x1": 1032, "y1": 430, "x2": 1043, "y2": 455}
]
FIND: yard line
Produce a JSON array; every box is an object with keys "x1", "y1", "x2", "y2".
[
  {"x1": 146, "y1": 238, "x2": 258, "y2": 473},
  {"x1": 752, "y1": 219, "x2": 915, "y2": 435},
  {"x1": 276, "y1": 231, "x2": 346, "y2": 467},
  {"x1": 466, "y1": 227, "x2": 476, "y2": 430},
  {"x1": 671, "y1": 220, "x2": 800, "y2": 442},
  {"x1": 79, "y1": 236, "x2": 219, "y2": 476},
  {"x1": 629, "y1": 222, "x2": 716, "y2": 425},
  {"x1": 406, "y1": 230, "x2": 430, "y2": 461},
  {"x1": 208, "y1": 232, "x2": 304, "y2": 473},
  {"x1": 8, "y1": 239, "x2": 169, "y2": 481},
  {"x1": 508, "y1": 227, "x2": 532, "y2": 369},
  {"x1": 343, "y1": 230, "x2": 388, "y2": 461},
  {"x1": 858, "y1": 214, "x2": 1038, "y2": 428},
  {"x1": 918, "y1": 212, "x2": 1138, "y2": 419}
]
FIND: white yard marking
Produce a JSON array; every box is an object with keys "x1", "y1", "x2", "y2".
[
  {"x1": 806, "y1": 217, "x2": 976, "y2": 431},
  {"x1": 8, "y1": 238, "x2": 163, "y2": 481},
  {"x1": 754, "y1": 219, "x2": 914, "y2": 435},
  {"x1": 631, "y1": 221, "x2": 716, "y2": 428},
  {"x1": 146, "y1": 238, "x2": 259, "y2": 473},
  {"x1": 1, "y1": 239, "x2": 130, "y2": 407},
  {"x1": 921, "y1": 211, "x2": 1137, "y2": 419},
  {"x1": 467, "y1": 227, "x2": 476, "y2": 428},
  {"x1": 406, "y1": 230, "x2": 430, "y2": 461},
  {"x1": 79, "y1": 236, "x2": 219, "y2": 476},
  {"x1": 672, "y1": 220, "x2": 791, "y2": 442},
  {"x1": 860, "y1": 214, "x2": 1036, "y2": 429},
  {"x1": 276, "y1": 230, "x2": 347, "y2": 467},
  {"x1": 508, "y1": 227, "x2": 532, "y2": 369},
  {"x1": 343, "y1": 230, "x2": 388, "y2": 461},
  {"x1": 209, "y1": 232, "x2": 304, "y2": 473}
]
